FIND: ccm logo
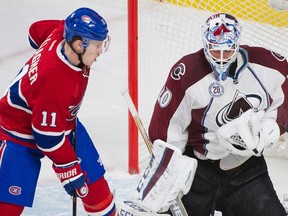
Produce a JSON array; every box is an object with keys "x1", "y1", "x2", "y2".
[{"x1": 9, "y1": 186, "x2": 21, "y2": 195}]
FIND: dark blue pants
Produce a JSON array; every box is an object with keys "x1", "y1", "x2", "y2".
[{"x1": 0, "y1": 118, "x2": 105, "y2": 207}]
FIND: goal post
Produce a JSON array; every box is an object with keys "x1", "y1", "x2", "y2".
[
  {"x1": 127, "y1": 0, "x2": 139, "y2": 174},
  {"x1": 127, "y1": 0, "x2": 288, "y2": 173}
]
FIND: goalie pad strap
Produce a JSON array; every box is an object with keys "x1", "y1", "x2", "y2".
[{"x1": 142, "y1": 148, "x2": 174, "y2": 199}]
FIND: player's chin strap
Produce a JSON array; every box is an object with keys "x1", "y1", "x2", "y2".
[{"x1": 67, "y1": 41, "x2": 86, "y2": 68}]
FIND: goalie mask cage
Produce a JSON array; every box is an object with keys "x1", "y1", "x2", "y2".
[{"x1": 127, "y1": 0, "x2": 288, "y2": 174}]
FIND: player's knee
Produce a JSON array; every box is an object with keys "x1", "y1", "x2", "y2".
[
  {"x1": 0, "y1": 202, "x2": 24, "y2": 216},
  {"x1": 82, "y1": 177, "x2": 116, "y2": 215}
]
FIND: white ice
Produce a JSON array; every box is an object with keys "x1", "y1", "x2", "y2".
[{"x1": 0, "y1": 0, "x2": 287, "y2": 215}]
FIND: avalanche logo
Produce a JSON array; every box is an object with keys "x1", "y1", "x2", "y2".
[
  {"x1": 171, "y1": 63, "x2": 185, "y2": 80},
  {"x1": 9, "y1": 186, "x2": 21, "y2": 195},
  {"x1": 215, "y1": 90, "x2": 262, "y2": 127},
  {"x1": 271, "y1": 51, "x2": 286, "y2": 62},
  {"x1": 208, "y1": 82, "x2": 224, "y2": 98}
]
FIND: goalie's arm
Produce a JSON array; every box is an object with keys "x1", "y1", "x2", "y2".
[{"x1": 275, "y1": 70, "x2": 288, "y2": 135}]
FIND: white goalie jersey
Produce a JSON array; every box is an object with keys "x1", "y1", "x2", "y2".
[{"x1": 148, "y1": 45, "x2": 288, "y2": 160}]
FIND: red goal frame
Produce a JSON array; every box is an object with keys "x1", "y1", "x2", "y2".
[{"x1": 127, "y1": 0, "x2": 139, "y2": 174}]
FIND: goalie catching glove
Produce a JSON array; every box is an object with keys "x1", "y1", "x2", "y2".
[
  {"x1": 217, "y1": 109, "x2": 280, "y2": 157},
  {"x1": 134, "y1": 139, "x2": 197, "y2": 213},
  {"x1": 53, "y1": 158, "x2": 89, "y2": 198}
]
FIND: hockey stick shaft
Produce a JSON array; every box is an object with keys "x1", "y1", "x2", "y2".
[
  {"x1": 72, "y1": 122, "x2": 77, "y2": 216},
  {"x1": 121, "y1": 89, "x2": 153, "y2": 154},
  {"x1": 121, "y1": 88, "x2": 188, "y2": 216}
]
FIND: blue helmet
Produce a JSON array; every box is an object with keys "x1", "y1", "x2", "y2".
[{"x1": 64, "y1": 7, "x2": 109, "y2": 48}]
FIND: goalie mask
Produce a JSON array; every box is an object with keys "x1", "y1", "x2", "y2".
[{"x1": 202, "y1": 13, "x2": 241, "y2": 81}]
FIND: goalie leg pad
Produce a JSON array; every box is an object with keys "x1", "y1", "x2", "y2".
[{"x1": 135, "y1": 139, "x2": 197, "y2": 213}]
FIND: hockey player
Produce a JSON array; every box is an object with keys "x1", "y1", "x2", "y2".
[
  {"x1": 130, "y1": 13, "x2": 288, "y2": 216},
  {"x1": 0, "y1": 8, "x2": 116, "y2": 216}
]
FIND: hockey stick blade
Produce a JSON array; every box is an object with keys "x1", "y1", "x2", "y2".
[{"x1": 121, "y1": 88, "x2": 189, "y2": 216}]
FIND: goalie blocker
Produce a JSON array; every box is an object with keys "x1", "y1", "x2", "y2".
[{"x1": 118, "y1": 140, "x2": 197, "y2": 215}]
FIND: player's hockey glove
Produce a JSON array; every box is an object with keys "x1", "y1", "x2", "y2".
[{"x1": 53, "y1": 158, "x2": 89, "y2": 198}]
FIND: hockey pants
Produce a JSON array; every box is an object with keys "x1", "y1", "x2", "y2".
[{"x1": 180, "y1": 150, "x2": 286, "y2": 216}]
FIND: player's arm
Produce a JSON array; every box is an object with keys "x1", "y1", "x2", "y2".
[
  {"x1": 246, "y1": 46, "x2": 288, "y2": 134},
  {"x1": 264, "y1": 50, "x2": 288, "y2": 135},
  {"x1": 31, "y1": 86, "x2": 88, "y2": 197},
  {"x1": 28, "y1": 20, "x2": 63, "y2": 49},
  {"x1": 218, "y1": 49, "x2": 287, "y2": 157},
  {"x1": 275, "y1": 60, "x2": 288, "y2": 134},
  {"x1": 257, "y1": 50, "x2": 288, "y2": 143},
  {"x1": 32, "y1": 115, "x2": 89, "y2": 197},
  {"x1": 148, "y1": 60, "x2": 192, "y2": 152}
]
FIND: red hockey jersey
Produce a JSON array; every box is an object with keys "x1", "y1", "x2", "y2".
[{"x1": 0, "y1": 20, "x2": 90, "y2": 163}]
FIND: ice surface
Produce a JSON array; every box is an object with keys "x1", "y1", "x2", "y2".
[{"x1": 0, "y1": 1, "x2": 286, "y2": 215}]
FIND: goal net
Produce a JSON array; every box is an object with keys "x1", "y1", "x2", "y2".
[{"x1": 130, "y1": 0, "x2": 288, "y2": 169}]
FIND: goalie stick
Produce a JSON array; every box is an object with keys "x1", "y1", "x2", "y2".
[{"x1": 121, "y1": 88, "x2": 189, "y2": 216}]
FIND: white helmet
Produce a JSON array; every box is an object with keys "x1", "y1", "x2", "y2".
[{"x1": 202, "y1": 13, "x2": 241, "y2": 81}]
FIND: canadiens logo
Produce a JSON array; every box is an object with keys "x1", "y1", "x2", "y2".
[
  {"x1": 9, "y1": 186, "x2": 21, "y2": 195},
  {"x1": 208, "y1": 82, "x2": 224, "y2": 98},
  {"x1": 81, "y1": 15, "x2": 92, "y2": 23},
  {"x1": 68, "y1": 101, "x2": 82, "y2": 121}
]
